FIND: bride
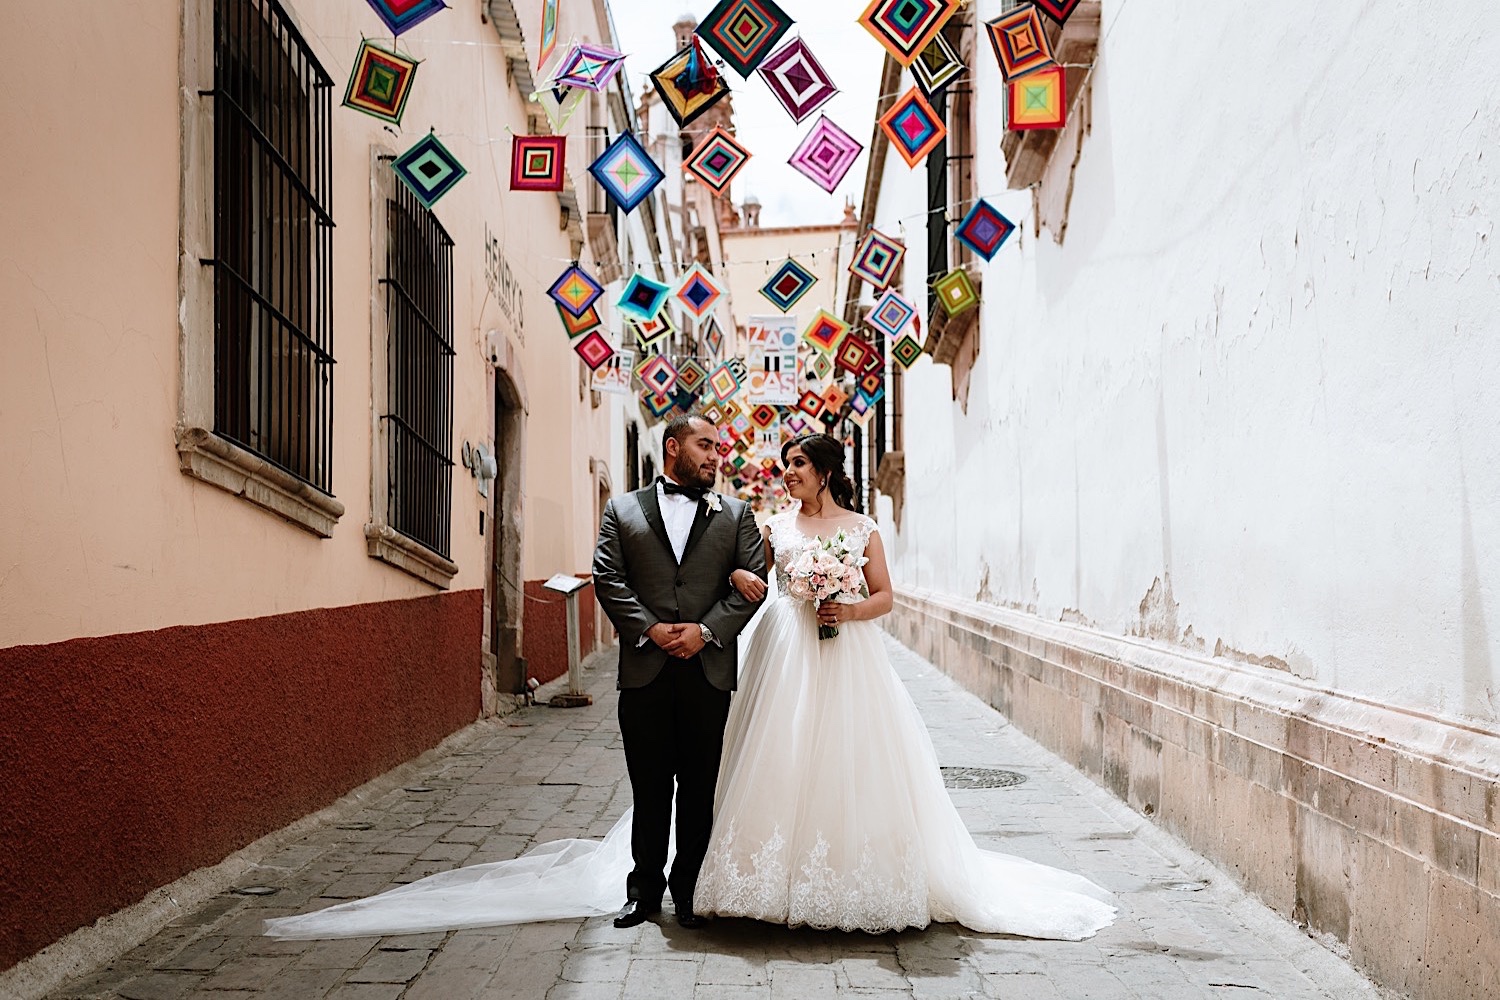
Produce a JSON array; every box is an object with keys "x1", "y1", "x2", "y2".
[{"x1": 264, "y1": 433, "x2": 1114, "y2": 941}]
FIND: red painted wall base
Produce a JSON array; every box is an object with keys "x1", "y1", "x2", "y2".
[{"x1": 0, "y1": 591, "x2": 483, "y2": 971}]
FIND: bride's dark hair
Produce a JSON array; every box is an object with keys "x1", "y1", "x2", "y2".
[{"x1": 781, "y1": 433, "x2": 855, "y2": 509}]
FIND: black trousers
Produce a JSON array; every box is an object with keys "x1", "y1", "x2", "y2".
[{"x1": 617, "y1": 656, "x2": 732, "y2": 910}]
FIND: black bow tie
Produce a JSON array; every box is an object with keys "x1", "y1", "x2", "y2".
[{"x1": 660, "y1": 479, "x2": 706, "y2": 501}]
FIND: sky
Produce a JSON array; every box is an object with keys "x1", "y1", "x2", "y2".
[{"x1": 610, "y1": 0, "x2": 885, "y2": 229}]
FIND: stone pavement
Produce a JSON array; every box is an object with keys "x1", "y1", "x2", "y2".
[{"x1": 46, "y1": 635, "x2": 1387, "y2": 1000}]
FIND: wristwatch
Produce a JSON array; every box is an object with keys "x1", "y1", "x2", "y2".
[{"x1": 698, "y1": 623, "x2": 717, "y2": 646}]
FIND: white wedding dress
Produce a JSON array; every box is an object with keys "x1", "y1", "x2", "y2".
[
  {"x1": 264, "y1": 512, "x2": 1114, "y2": 941},
  {"x1": 692, "y1": 512, "x2": 1114, "y2": 938}
]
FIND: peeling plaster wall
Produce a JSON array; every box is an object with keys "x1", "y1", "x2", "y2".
[{"x1": 883, "y1": 0, "x2": 1500, "y2": 724}]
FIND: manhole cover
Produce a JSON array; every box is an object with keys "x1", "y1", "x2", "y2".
[
  {"x1": 231, "y1": 885, "x2": 280, "y2": 896},
  {"x1": 941, "y1": 767, "x2": 1027, "y2": 789},
  {"x1": 404, "y1": 786, "x2": 436, "y2": 793},
  {"x1": 1163, "y1": 879, "x2": 1209, "y2": 892},
  {"x1": 335, "y1": 821, "x2": 375, "y2": 831}
]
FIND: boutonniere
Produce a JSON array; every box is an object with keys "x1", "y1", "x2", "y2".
[{"x1": 704, "y1": 492, "x2": 722, "y2": 514}]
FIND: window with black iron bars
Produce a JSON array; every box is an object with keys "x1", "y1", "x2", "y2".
[
  {"x1": 208, "y1": 0, "x2": 335, "y2": 492},
  {"x1": 382, "y1": 180, "x2": 457, "y2": 559}
]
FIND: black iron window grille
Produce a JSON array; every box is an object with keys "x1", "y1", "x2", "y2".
[
  {"x1": 208, "y1": 0, "x2": 335, "y2": 492},
  {"x1": 382, "y1": 177, "x2": 456, "y2": 558}
]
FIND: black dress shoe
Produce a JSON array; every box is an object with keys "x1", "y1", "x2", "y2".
[
  {"x1": 613, "y1": 900, "x2": 661, "y2": 928},
  {"x1": 676, "y1": 911, "x2": 708, "y2": 929}
]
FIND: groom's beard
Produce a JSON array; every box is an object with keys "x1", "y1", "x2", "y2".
[{"x1": 671, "y1": 452, "x2": 715, "y2": 490}]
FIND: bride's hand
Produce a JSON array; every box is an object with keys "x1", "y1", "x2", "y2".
[
  {"x1": 817, "y1": 600, "x2": 854, "y2": 627},
  {"x1": 730, "y1": 569, "x2": 766, "y2": 602}
]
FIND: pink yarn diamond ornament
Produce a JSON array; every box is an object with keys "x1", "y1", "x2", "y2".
[
  {"x1": 757, "y1": 37, "x2": 838, "y2": 124},
  {"x1": 572, "y1": 330, "x2": 616, "y2": 369},
  {"x1": 787, "y1": 116, "x2": 863, "y2": 193}
]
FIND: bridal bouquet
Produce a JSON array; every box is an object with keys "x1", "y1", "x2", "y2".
[{"x1": 785, "y1": 530, "x2": 869, "y2": 639}]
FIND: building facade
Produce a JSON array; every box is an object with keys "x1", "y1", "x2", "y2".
[
  {"x1": 849, "y1": 2, "x2": 1500, "y2": 997},
  {"x1": 0, "y1": 0, "x2": 663, "y2": 972}
]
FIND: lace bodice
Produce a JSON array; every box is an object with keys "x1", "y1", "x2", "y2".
[{"x1": 768, "y1": 509, "x2": 877, "y2": 600}]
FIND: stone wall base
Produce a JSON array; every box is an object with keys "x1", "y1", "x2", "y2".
[{"x1": 887, "y1": 588, "x2": 1500, "y2": 1000}]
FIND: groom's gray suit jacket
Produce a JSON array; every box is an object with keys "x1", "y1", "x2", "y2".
[{"x1": 593, "y1": 484, "x2": 766, "y2": 692}]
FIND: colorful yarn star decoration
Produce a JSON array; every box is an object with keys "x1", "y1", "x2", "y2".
[
  {"x1": 890, "y1": 334, "x2": 925, "y2": 369},
  {"x1": 676, "y1": 264, "x2": 724, "y2": 317},
  {"x1": 879, "y1": 88, "x2": 947, "y2": 168},
  {"x1": 510, "y1": 135, "x2": 566, "y2": 191},
  {"x1": 834, "y1": 334, "x2": 876, "y2": 375},
  {"x1": 392, "y1": 132, "x2": 467, "y2": 208},
  {"x1": 697, "y1": 0, "x2": 794, "y2": 77},
  {"x1": 538, "y1": 0, "x2": 559, "y2": 66},
  {"x1": 911, "y1": 32, "x2": 965, "y2": 98},
  {"x1": 677, "y1": 359, "x2": 709, "y2": 395},
  {"x1": 986, "y1": 4, "x2": 1057, "y2": 82},
  {"x1": 651, "y1": 38, "x2": 731, "y2": 127},
  {"x1": 684, "y1": 127, "x2": 752, "y2": 195},
  {"x1": 1034, "y1": 0, "x2": 1082, "y2": 24},
  {"x1": 758, "y1": 37, "x2": 838, "y2": 123},
  {"x1": 1008, "y1": 66, "x2": 1066, "y2": 129},
  {"x1": 788, "y1": 116, "x2": 864, "y2": 193},
  {"x1": 364, "y1": 0, "x2": 447, "y2": 36},
  {"x1": 849, "y1": 230, "x2": 907, "y2": 289},
  {"x1": 932, "y1": 267, "x2": 979, "y2": 316},
  {"x1": 556, "y1": 304, "x2": 601, "y2": 338},
  {"x1": 955, "y1": 199, "x2": 1016, "y2": 261},
  {"x1": 572, "y1": 330, "x2": 615, "y2": 369},
  {"x1": 589, "y1": 132, "x2": 664, "y2": 213},
  {"x1": 618, "y1": 273, "x2": 672, "y2": 320},
  {"x1": 548, "y1": 265, "x2": 604, "y2": 318},
  {"x1": 760, "y1": 258, "x2": 818, "y2": 312},
  {"x1": 631, "y1": 310, "x2": 677, "y2": 349},
  {"x1": 343, "y1": 40, "x2": 418, "y2": 125},
  {"x1": 638, "y1": 355, "x2": 681, "y2": 395},
  {"x1": 868, "y1": 289, "x2": 917, "y2": 339},
  {"x1": 707, "y1": 362, "x2": 744, "y2": 402},
  {"x1": 552, "y1": 42, "x2": 627, "y2": 92},
  {"x1": 701, "y1": 316, "x2": 726, "y2": 357},
  {"x1": 641, "y1": 387, "x2": 676, "y2": 418},
  {"x1": 803, "y1": 310, "x2": 850, "y2": 354},
  {"x1": 858, "y1": 0, "x2": 960, "y2": 66}
]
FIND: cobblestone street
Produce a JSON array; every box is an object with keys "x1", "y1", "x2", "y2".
[{"x1": 46, "y1": 636, "x2": 1384, "y2": 1000}]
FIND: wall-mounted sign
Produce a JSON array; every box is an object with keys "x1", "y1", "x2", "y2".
[{"x1": 484, "y1": 223, "x2": 525, "y2": 342}]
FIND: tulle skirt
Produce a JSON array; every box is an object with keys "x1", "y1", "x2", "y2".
[
  {"x1": 692, "y1": 597, "x2": 1115, "y2": 939},
  {"x1": 264, "y1": 599, "x2": 1114, "y2": 941}
]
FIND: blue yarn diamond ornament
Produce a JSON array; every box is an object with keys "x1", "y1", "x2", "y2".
[
  {"x1": 392, "y1": 132, "x2": 467, "y2": 208},
  {"x1": 955, "y1": 199, "x2": 1016, "y2": 261},
  {"x1": 618, "y1": 273, "x2": 672, "y2": 320},
  {"x1": 588, "y1": 132, "x2": 665, "y2": 213}
]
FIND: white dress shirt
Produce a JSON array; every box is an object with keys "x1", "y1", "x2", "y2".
[
  {"x1": 639, "y1": 478, "x2": 719, "y2": 648},
  {"x1": 657, "y1": 478, "x2": 698, "y2": 563}
]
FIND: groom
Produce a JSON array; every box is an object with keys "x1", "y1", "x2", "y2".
[{"x1": 592, "y1": 413, "x2": 766, "y2": 929}]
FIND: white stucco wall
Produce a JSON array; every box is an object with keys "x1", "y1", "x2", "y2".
[{"x1": 881, "y1": 0, "x2": 1500, "y2": 724}]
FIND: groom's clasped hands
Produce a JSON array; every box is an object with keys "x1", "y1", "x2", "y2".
[{"x1": 645, "y1": 621, "x2": 709, "y2": 659}]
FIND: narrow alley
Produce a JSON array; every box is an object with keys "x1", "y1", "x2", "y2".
[{"x1": 44, "y1": 636, "x2": 1381, "y2": 1000}]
